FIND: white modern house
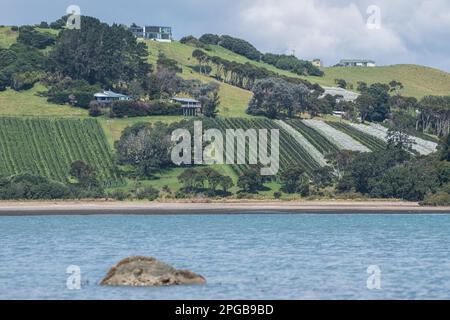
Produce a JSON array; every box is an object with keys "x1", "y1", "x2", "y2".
[
  {"x1": 129, "y1": 24, "x2": 172, "y2": 42},
  {"x1": 94, "y1": 91, "x2": 131, "y2": 104},
  {"x1": 338, "y1": 59, "x2": 376, "y2": 67}
]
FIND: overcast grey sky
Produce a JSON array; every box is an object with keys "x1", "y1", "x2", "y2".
[{"x1": 1, "y1": 0, "x2": 450, "y2": 71}]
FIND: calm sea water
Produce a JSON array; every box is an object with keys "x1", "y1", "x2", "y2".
[{"x1": 1, "y1": 213, "x2": 450, "y2": 300}]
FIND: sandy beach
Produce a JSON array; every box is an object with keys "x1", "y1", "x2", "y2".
[{"x1": 0, "y1": 200, "x2": 449, "y2": 215}]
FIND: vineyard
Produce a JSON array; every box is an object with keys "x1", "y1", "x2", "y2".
[
  {"x1": 0, "y1": 117, "x2": 122, "y2": 186},
  {"x1": 285, "y1": 119, "x2": 339, "y2": 155},
  {"x1": 206, "y1": 118, "x2": 322, "y2": 176},
  {"x1": 326, "y1": 121, "x2": 386, "y2": 152}
]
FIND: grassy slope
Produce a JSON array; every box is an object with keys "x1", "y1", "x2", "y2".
[
  {"x1": 145, "y1": 40, "x2": 253, "y2": 118},
  {"x1": 0, "y1": 83, "x2": 88, "y2": 117},
  {"x1": 318, "y1": 65, "x2": 450, "y2": 99},
  {"x1": 0, "y1": 27, "x2": 18, "y2": 48},
  {"x1": 146, "y1": 39, "x2": 450, "y2": 100}
]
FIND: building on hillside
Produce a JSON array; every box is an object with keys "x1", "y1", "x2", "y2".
[
  {"x1": 129, "y1": 24, "x2": 172, "y2": 42},
  {"x1": 94, "y1": 91, "x2": 131, "y2": 104},
  {"x1": 171, "y1": 97, "x2": 202, "y2": 116},
  {"x1": 311, "y1": 59, "x2": 323, "y2": 68},
  {"x1": 332, "y1": 110, "x2": 347, "y2": 118},
  {"x1": 338, "y1": 59, "x2": 376, "y2": 67}
]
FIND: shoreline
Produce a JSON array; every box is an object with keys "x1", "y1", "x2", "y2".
[{"x1": 0, "y1": 200, "x2": 449, "y2": 216}]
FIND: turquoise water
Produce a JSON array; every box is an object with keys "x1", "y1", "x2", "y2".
[{"x1": 1, "y1": 213, "x2": 450, "y2": 299}]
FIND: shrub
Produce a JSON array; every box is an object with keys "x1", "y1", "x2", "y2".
[
  {"x1": 88, "y1": 101, "x2": 103, "y2": 117},
  {"x1": 110, "y1": 100, "x2": 182, "y2": 118},
  {"x1": 71, "y1": 92, "x2": 93, "y2": 109},
  {"x1": 162, "y1": 185, "x2": 171, "y2": 194},
  {"x1": 47, "y1": 91, "x2": 70, "y2": 104},
  {"x1": 0, "y1": 174, "x2": 71, "y2": 200},
  {"x1": 421, "y1": 192, "x2": 450, "y2": 206},
  {"x1": 108, "y1": 190, "x2": 129, "y2": 201},
  {"x1": 135, "y1": 186, "x2": 159, "y2": 201},
  {"x1": 236, "y1": 192, "x2": 253, "y2": 199},
  {"x1": 180, "y1": 35, "x2": 206, "y2": 48},
  {"x1": 11, "y1": 71, "x2": 43, "y2": 91},
  {"x1": 273, "y1": 191, "x2": 282, "y2": 199},
  {"x1": 175, "y1": 190, "x2": 190, "y2": 199},
  {"x1": 11, "y1": 26, "x2": 19, "y2": 31},
  {"x1": 199, "y1": 34, "x2": 220, "y2": 45}
]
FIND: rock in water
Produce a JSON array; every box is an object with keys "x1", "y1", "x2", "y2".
[{"x1": 100, "y1": 256, "x2": 206, "y2": 287}]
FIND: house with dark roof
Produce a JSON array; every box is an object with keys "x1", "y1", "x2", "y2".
[{"x1": 94, "y1": 91, "x2": 131, "y2": 104}]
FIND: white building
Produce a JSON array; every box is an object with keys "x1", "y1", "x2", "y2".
[
  {"x1": 129, "y1": 24, "x2": 172, "y2": 42},
  {"x1": 338, "y1": 59, "x2": 376, "y2": 67}
]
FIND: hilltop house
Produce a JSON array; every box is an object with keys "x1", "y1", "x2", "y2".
[
  {"x1": 171, "y1": 97, "x2": 202, "y2": 116},
  {"x1": 129, "y1": 24, "x2": 172, "y2": 42},
  {"x1": 311, "y1": 59, "x2": 323, "y2": 68},
  {"x1": 338, "y1": 59, "x2": 376, "y2": 67},
  {"x1": 94, "y1": 91, "x2": 131, "y2": 104}
]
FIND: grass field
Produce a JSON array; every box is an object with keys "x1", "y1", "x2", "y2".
[
  {"x1": 0, "y1": 117, "x2": 122, "y2": 186},
  {"x1": 0, "y1": 83, "x2": 88, "y2": 117},
  {"x1": 0, "y1": 26, "x2": 18, "y2": 48},
  {"x1": 317, "y1": 65, "x2": 450, "y2": 99}
]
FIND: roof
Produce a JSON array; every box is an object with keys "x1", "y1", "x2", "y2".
[
  {"x1": 172, "y1": 97, "x2": 200, "y2": 104},
  {"x1": 340, "y1": 59, "x2": 375, "y2": 64},
  {"x1": 322, "y1": 87, "x2": 360, "y2": 102},
  {"x1": 94, "y1": 91, "x2": 130, "y2": 98}
]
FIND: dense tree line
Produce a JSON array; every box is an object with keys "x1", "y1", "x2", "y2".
[
  {"x1": 195, "y1": 34, "x2": 322, "y2": 76},
  {"x1": 192, "y1": 49, "x2": 317, "y2": 92},
  {"x1": 246, "y1": 77, "x2": 333, "y2": 119},
  {"x1": 50, "y1": 16, "x2": 150, "y2": 88},
  {"x1": 326, "y1": 80, "x2": 449, "y2": 137},
  {"x1": 17, "y1": 26, "x2": 55, "y2": 49},
  {"x1": 178, "y1": 167, "x2": 233, "y2": 197},
  {"x1": 416, "y1": 96, "x2": 450, "y2": 137},
  {"x1": 327, "y1": 133, "x2": 450, "y2": 202},
  {"x1": 198, "y1": 34, "x2": 262, "y2": 61},
  {"x1": 247, "y1": 78, "x2": 310, "y2": 118},
  {"x1": 0, "y1": 160, "x2": 104, "y2": 200},
  {"x1": 355, "y1": 82, "x2": 391, "y2": 123},
  {"x1": 0, "y1": 174, "x2": 72, "y2": 200},
  {"x1": 104, "y1": 100, "x2": 182, "y2": 118},
  {"x1": 115, "y1": 121, "x2": 189, "y2": 177},
  {"x1": 0, "y1": 43, "x2": 48, "y2": 91},
  {"x1": 262, "y1": 53, "x2": 324, "y2": 77}
]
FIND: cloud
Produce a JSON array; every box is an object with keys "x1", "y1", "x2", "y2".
[
  {"x1": 237, "y1": 0, "x2": 407, "y2": 66},
  {"x1": 234, "y1": 0, "x2": 450, "y2": 70}
]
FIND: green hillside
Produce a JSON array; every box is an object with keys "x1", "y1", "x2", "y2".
[
  {"x1": 0, "y1": 83, "x2": 88, "y2": 117},
  {"x1": 145, "y1": 40, "x2": 253, "y2": 117},
  {"x1": 0, "y1": 117, "x2": 121, "y2": 186},
  {"x1": 1, "y1": 26, "x2": 450, "y2": 123},
  {"x1": 0, "y1": 26, "x2": 18, "y2": 48},
  {"x1": 318, "y1": 65, "x2": 450, "y2": 99},
  {"x1": 145, "y1": 39, "x2": 450, "y2": 100}
]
